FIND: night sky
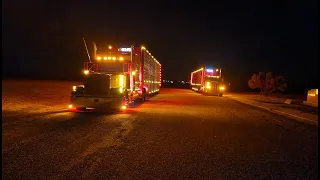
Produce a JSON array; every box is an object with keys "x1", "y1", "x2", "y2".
[{"x1": 2, "y1": 0, "x2": 318, "y2": 92}]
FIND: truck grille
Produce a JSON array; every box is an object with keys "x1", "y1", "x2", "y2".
[{"x1": 84, "y1": 74, "x2": 110, "y2": 96}]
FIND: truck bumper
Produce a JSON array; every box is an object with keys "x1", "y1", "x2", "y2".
[
  {"x1": 70, "y1": 96, "x2": 125, "y2": 110},
  {"x1": 204, "y1": 90, "x2": 223, "y2": 96}
]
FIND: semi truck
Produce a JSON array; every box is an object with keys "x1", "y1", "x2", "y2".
[
  {"x1": 69, "y1": 42, "x2": 161, "y2": 111},
  {"x1": 190, "y1": 66, "x2": 225, "y2": 96}
]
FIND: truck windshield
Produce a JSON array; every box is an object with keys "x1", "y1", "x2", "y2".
[
  {"x1": 205, "y1": 77, "x2": 222, "y2": 82},
  {"x1": 99, "y1": 63, "x2": 125, "y2": 72}
]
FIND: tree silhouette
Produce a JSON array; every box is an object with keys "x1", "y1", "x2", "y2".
[{"x1": 248, "y1": 72, "x2": 287, "y2": 95}]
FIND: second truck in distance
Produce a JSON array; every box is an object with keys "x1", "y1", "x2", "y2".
[{"x1": 190, "y1": 66, "x2": 225, "y2": 96}]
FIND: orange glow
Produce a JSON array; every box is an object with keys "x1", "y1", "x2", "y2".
[
  {"x1": 121, "y1": 105, "x2": 127, "y2": 110},
  {"x1": 68, "y1": 104, "x2": 73, "y2": 108},
  {"x1": 206, "y1": 81, "x2": 211, "y2": 89}
]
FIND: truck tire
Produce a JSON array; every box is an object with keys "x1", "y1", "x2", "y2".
[
  {"x1": 218, "y1": 94, "x2": 223, "y2": 97},
  {"x1": 142, "y1": 88, "x2": 146, "y2": 101},
  {"x1": 76, "y1": 107, "x2": 87, "y2": 111}
]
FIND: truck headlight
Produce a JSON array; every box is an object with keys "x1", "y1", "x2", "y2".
[
  {"x1": 219, "y1": 86, "x2": 225, "y2": 90},
  {"x1": 206, "y1": 82, "x2": 211, "y2": 89}
]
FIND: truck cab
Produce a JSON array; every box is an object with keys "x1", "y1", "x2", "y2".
[
  {"x1": 71, "y1": 46, "x2": 134, "y2": 111},
  {"x1": 203, "y1": 76, "x2": 225, "y2": 96}
]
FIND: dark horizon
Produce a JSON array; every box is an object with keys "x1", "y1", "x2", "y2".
[
  {"x1": 2, "y1": 74, "x2": 311, "y2": 95},
  {"x1": 2, "y1": 0, "x2": 318, "y2": 93}
]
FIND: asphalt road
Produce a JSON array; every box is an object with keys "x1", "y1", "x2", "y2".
[{"x1": 2, "y1": 87, "x2": 318, "y2": 180}]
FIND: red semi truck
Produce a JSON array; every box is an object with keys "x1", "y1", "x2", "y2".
[
  {"x1": 190, "y1": 66, "x2": 225, "y2": 96},
  {"x1": 69, "y1": 43, "x2": 161, "y2": 111}
]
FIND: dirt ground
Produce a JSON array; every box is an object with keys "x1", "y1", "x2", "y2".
[{"x1": 2, "y1": 80, "x2": 82, "y2": 117}]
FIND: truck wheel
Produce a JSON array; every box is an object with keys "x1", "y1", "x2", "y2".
[
  {"x1": 143, "y1": 89, "x2": 147, "y2": 101},
  {"x1": 218, "y1": 94, "x2": 223, "y2": 97},
  {"x1": 76, "y1": 107, "x2": 86, "y2": 111}
]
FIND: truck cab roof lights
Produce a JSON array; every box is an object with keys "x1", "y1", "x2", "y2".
[
  {"x1": 96, "y1": 56, "x2": 126, "y2": 61},
  {"x1": 206, "y1": 69, "x2": 213, "y2": 72}
]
